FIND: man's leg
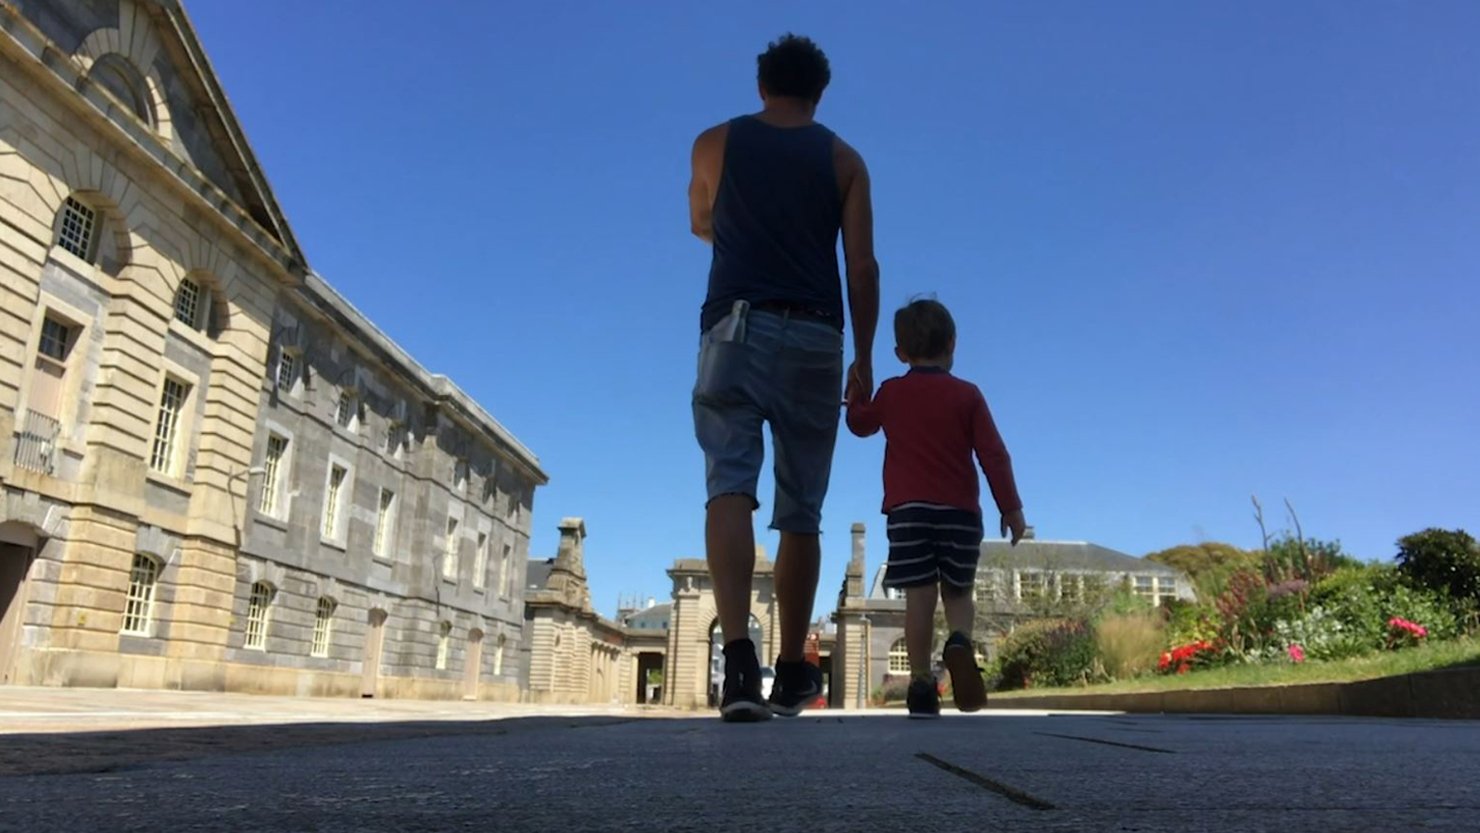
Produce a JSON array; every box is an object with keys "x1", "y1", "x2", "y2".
[
  {"x1": 774, "y1": 531, "x2": 821, "y2": 663},
  {"x1": 707, "y1": 495, "x2": 757, "y2": 644}
]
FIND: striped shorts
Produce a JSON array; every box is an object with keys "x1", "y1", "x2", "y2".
[{"x1": 883, "y1": 503, "x2": 985, "y2": 589}]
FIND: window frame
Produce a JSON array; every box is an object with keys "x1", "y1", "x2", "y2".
[
  {"x1": 334, "y1": 390, "x2": 358, "y2": 433},
  {"x1": 311, "y1": 597, "x2": 336, "y2": 658},
  {"x1": 435, "y1": 621, "x2": 452, "y2": 670},
  {"x1": 887, "y1": 638, "x2": 910, "y2": 674},
  {"x1": 372, "y1": 487, "x2": 396, "y2": 558},
  {"x1": 473, "y1": 531, "x2": 489, "y2": 590},
  {"x1": 148, "y1": 374, "x2": 193, "y2": 478},
  {"x1": 442, "y1": 517, "x2": 460, "y2": 581},
  {"x1": 321, "y1": 461, "x2": 351, "y2": 543},
  {"x1": 244, "y1": 581, "x2": 274, "y2": 651},
  {"x1": 120, "y1": 553, "x2": 160, "y2": 636},
  {"x1": 55, "y1": 196, "x2": 98, "y2": 261},
  {"x1": 258, "y1": 433, "x2": 290, "y2": 517},
  {"x1": 275, "y1": 349, "x2": 298, "y2": 395}
]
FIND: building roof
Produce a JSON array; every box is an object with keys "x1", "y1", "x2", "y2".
[
  {"x1": 525, "y1": 558, "x2": 554, "y2": 592},
  {"x1": 622, "y1": 603, "x2": 672, "y2": 630}
]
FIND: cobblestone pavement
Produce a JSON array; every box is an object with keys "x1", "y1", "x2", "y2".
[{"x1": 0, "y1": 688, "x2": 1476, "y2": 832}]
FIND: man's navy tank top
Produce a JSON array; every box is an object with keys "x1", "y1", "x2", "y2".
[{"x1": 701, "y1": 115, "x2": 843, "y2": 332}]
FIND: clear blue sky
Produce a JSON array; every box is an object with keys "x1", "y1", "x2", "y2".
[{"x1": 190, "y1": 1, "x2": 1479, "y2": 619}]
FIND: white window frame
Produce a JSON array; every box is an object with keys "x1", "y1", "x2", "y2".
[
  {"x1": 258, "y1": 433, "x2": 290, "y2": 517},
  {"x1": 245, "y1": 582, "x2": 274, "y2": 650},
  {"x1": 473, "y1": 532, "x2": 489, "y2": 590},
  {"x1": 311, "y1": 597, "x2": 336, "y2": 658},
  {"x1": 435, "y1": 621, "x2": 452, "y2": 670},
  {"x1": 275, "y1": 349, "x2": 298, "y2": 395},
  {"x1": 120, "y1": 553, "x2": 160, "y2": 636},
  {"x1": 442, "y1": 517, "x2": 460, "y2": 580},
  {"x1": 321, "y1": 459, "x2": 353, "y2": 543},
  {"x1": 453, "y1": 459, "x2": 469, "y2": 494},
  {"x1": 1017, "y1": 570, "x2": 1046, "y2": 602},
  {"x1": 173, "y1": 277, "x2": 204, "y2": 329},
  {"x1": 887, "y1": 639, "x2": 910, "y2": 674},
  {"x1": 372, "y1": 488, "x2": 396, "y2": 558},
  {"x1": 55, "y1": 196, "x2": 97, "y2": 261},
  {"x1": 148, "y1": 374, "x2": 193, "y2": 478}
]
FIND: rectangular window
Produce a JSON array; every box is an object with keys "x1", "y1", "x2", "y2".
[
  {"x1": 149, "y1": 377, "x2": 191, "y2": 476},
  {"x1": 473, "y1": 532, "x2": 489, "y2": 589},
  {"x1": 1060, "y1": 575, "x2": 1083, "y2": 603},
  {"x1": 323, "y1": 464, "x2": 347, "y2": 539},
  {"x1": 435, "y1": 621, "x2": 451, "y2": 670},
  {"x1": 258, "y1": 434, "x2": 289, "y2": 516},
  {"x1": 38, "y1": 317, "x2": 74, "y2": 362},
  {"x1": 120, "y1": 554, "x2": 159, "y2": 635},
  {"x1": 335, "y1": 392, "x2": 356, "y2": 430},
  {"x1": 173, "y1": 278, "x2": 201, "y2": 328},
  {"x1": 57, "y1": 196, "x2": 96, "y2": 260},
  {"x1": 311, "y1": 597, "x2": 335, "y2": 658},
  {"x1": 498, "y1": 543, "x2": 511, "y2": 597},
  {"x1": 1134, "y1": 575, "x2": 1156, "y2": 600},
  {"x1": 974, "y1": 572, "x2": 1001, "y2": 603},
  {"x1": 275, "y1": 351, "x2": 296, "y2": 392},
  {"x1": 443, "y1": 518, "x2": 459, "y2": 579},
  {"x1": 1018, "y1": 571, "x2": 1046, "y2": 602},
  {"x1": 454, "y1": 459, "x2": 469, "y2": 493},
  {"x1": 372, "y1": 488, "x2": 396, "y2": 556},
  {"x1": 245, "y1": 582, "x2": 274, "y2": 650}
]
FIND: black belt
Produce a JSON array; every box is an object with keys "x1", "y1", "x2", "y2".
[{"x1": 750, "y1": 300, "x2": 841, "y2": 328}]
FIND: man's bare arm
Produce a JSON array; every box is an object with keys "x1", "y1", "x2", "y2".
[
  {"x1": 688, "y1": 125, "x2": 726, "y2": 243},
  {"x1": 837, "y1": 138, "x2": 879, "y2": 398}
]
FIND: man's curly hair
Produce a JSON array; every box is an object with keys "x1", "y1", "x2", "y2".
[{"x1": 757, "y1": 34, "x2": 831, "y2": 103}]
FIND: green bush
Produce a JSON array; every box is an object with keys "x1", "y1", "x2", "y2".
[
  {"x1": 1396, "y1": 528, "x2": 1480, "y2": 606},
  {"x1": 1265, "y1": 606, "x2": 1372, "y2": 661},
  {"x1": 1381, "y1": 582, "x2": 1458, "y2": 641},
  {"x1": 996, "y1": 619, "x2": 1098, "y2": 690},
  {"x1": 1162, "y1": 599, "x2": 1221, "y2": 646},
  {"x1": 1310, "y1": 565, "x2": 1388, "y2": 650}
]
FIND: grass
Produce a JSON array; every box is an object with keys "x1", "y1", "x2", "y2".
[{"x1": 991, "y1": 635, "x2": 1480, "y2": 699}]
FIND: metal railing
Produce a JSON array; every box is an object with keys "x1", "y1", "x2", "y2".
[{"x1": 13, "y1": 410, "x2": 60, "y2": 475}]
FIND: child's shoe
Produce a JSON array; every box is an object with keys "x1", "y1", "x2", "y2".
[
  {"x1": 906, "y1": 676, "x2": 941, "y2": 719},
  {"x1": 942, "y1": 631, "x2": 987, "y2": 712}
]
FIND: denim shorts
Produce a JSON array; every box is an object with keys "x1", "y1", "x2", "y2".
[{"x1": 692, "y1": 301, "x2": 844, "y2": 533}]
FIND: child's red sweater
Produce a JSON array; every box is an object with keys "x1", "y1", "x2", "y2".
[{"x1": 845, "y1": 367, "x2": 1022, "y2": 517}]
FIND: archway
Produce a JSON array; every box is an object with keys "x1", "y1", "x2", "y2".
[{"x1": 706, "y1": 615, "x2": 763, "y2": 707}]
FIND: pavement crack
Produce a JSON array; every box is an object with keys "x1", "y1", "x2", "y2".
[
  {"x1": 914, "y1": 753, "x2": 1055, "y2": 811},
  {"x1": 1034, "y1": 732, "x2": 1176, "y2": 754}
]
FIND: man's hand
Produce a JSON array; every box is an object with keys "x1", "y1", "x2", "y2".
[
  {"x1": 1000, "y1": 509, "x2": 1027, "y2": 545},
  {"x1": 844, "y1": 360, "x2": 873, "y2": 406}
]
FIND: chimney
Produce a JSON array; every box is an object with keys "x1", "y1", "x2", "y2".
[
  {"x1": 555, "y1": 517, "x2": 587, "y2": 574},
  {"x1": 851, "y1": 522, "x2": 866, "y2": 565}
]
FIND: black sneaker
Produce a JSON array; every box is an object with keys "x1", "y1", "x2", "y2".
[
  {"x1": 720, "y1": 639, "x2": 771, "y2": 723},
  {"x1": 767, "y1": 659, "x2": 822, "y2": 717},
  {"x1": 907, "y1": 677, "x2": 941, "y2": 719},
  {"x1": 942, "y1": 631, "x2": 987, "y2": 713}
]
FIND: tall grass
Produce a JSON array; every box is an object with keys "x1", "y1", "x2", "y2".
[{"x1": 1094, "y1": 612, "x2": 1164, "y2": 679}]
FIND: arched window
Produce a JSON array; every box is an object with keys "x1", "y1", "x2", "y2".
[
  {"x1": 121, "y1": 554, "x2": 160, "y2": 635},
  {"x1": 245, "y1": 581, "x2": 275, "y2": 650},
  {"x1": 89, "y1": 53, "x2": 155, "y2": 127},
  {"x1": 888, "y1": 638, "x2": 910, "y2": 674},
  {"x1": 435, "y1": 621, "x2": 452, "y2": 670},
  {"x1": 311, "y1": 597, "x2": 336, "y2": 658}
]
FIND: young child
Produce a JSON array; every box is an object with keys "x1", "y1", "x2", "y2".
[{"x1": 846, "y1": 298, "x2": 1027, "y2": 718}]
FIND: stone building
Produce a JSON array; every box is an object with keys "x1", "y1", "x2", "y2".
[
  {"x1": 0, "y1": 0, "x2": 545, "y2": 697},
  {"x1": 522, "y1": 518, "x2": 626, "y2": 705}
]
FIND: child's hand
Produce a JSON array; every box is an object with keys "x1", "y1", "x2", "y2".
[{"x1": 1000, "y1": 510, "x2": 1027, "y2": 545}]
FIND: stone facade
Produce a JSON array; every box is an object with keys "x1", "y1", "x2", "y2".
[
  {"x1": 523, "y1": 519, "x2": 627, "y2": 705},
  {"x1": 0, "y1": 0, "x2": 546, "y2": 699}
]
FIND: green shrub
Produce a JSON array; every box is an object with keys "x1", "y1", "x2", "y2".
[
  {"x1": 1264, "y1": 606, "x2": 1372, "y2": 661},
  {"x1": 1396, "y1": 528, "x2": 1480, "y2": 605},
  {"x1": 1162, "y1": 599, "x2": 1221, "y2": 646},
  {"x1": 1381, "y1": 583, "x2": 1458, "y2": 641},
  {"x1": 996, "y1": 619, "x2": 1098, "y2": 690},
  {"x1": 1310, "y1": 565, "x2": 1388, "y2": 651},
  {"x1": 1094, "y1": 612, "x2": 1163, "y2": 679}
]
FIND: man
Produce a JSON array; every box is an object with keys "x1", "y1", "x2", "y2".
[{"x1": 688, "y1": 34, "x2": 880, "y2": 721}]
